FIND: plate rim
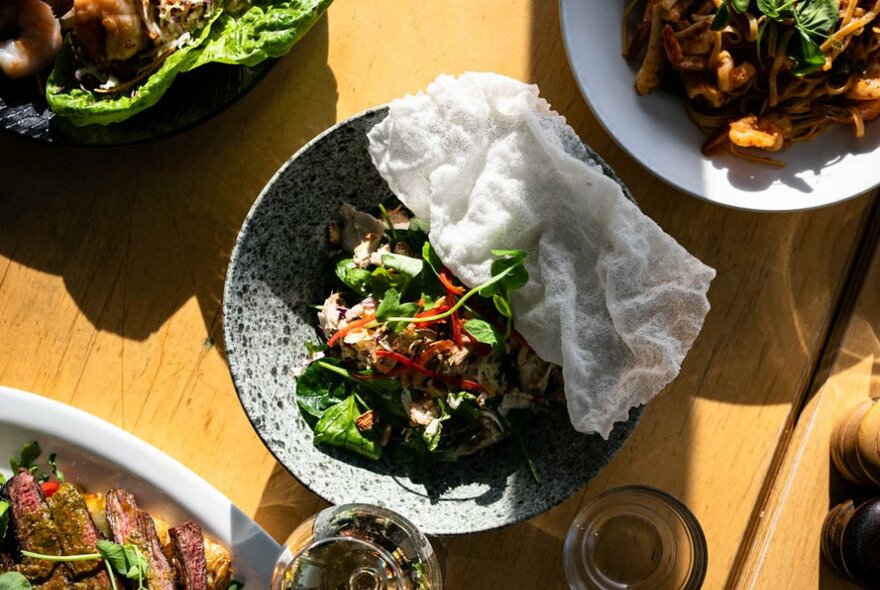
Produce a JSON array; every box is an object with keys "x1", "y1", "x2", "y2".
[
  {"x1": 557, "y1": 0, "x2": 878, "y2": 212},
  {"x1": 0, "y1": 385, "x2": 280, "y2": 586}
]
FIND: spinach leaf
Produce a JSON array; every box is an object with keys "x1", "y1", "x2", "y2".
[
  {"x1": 0, "y1": 572, "x2": 32, "y2": 590},
  {"x1": 0, "y1": 501, "x2": 9, "y2": 543},
  {"x1": 390, "y1": 435, "x2": 430, "y2": 466},
  {"x1": 356, "y1": 379, "x2": 408, "y2": 427},
  {"x1": 313, "y1": 396, "x2": 382, "y2": 460},
  {"x1": 296, "y1": 360, "x2": 348, "y2": 420},
  {"x1": 335, "y1": 259, "x2": 372, "y2": 296},
  {"x1": 370, "y1": 267, "x2": 407, "y2": 296}
]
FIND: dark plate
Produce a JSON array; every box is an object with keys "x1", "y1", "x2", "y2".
[
  {"x1": 223, "y1": 105, "x2": 643, "y2": 535},
  {"x1": 0, "y1": 59, "x2": 273, "y2": 147}
]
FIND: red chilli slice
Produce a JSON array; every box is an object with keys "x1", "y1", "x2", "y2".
[{"x1": 375, "y1": 349, "x2": 486, "y2": 393}]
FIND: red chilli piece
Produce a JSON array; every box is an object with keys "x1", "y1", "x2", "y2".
[
  {"x1": 438, "y1": 268, "x2": 465, "y2": 296},
  {"x1": 374, "y1": 349, "x2": 486, "y2": 393}
]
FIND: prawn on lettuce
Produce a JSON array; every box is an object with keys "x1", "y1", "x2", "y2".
[
  {"x1": 45, "y1": 0, "x2": 332, "y2": 125},
  {"x1": 296, "y1": 202, "x2": 563, "y2": 479}
]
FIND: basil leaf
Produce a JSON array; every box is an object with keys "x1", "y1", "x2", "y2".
[
  {"x1": 313, "y1": 396, "x2": 382, "y2": 460},
  {"x1": 0, "y1": 501, "x2": 9, "y2": 543},
  {"x1": 381, "y1": 253, "x2": 423, "y2": 279},
  {"x1": 463, "y1": 318, "x2": 502, "y2": 350},
  {"x1": 711, "y1": 2, "x2": 732, "y2": 30},
  {"x1": 756, "y1": 0, "x2": 787, "y2": 18},
  {"x1": 794, "y1": 0, "x2": 838, "y2": 39},
  {"x1": 791, "y1": 31, "x2": 826, "y2": 75},
  {"x1": 335, "y1": 259, "x2": 372, "y2": 296},
  {"x1": 0, "y1": 572, "x2": 32, "y2": 590},
  {"x1": 296, "y1": 360, "x2": 348, "y2": 420}
]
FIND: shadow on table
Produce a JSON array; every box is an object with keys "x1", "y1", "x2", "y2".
[{"x1": 0, "y1": 15, "x2": 338, "y2": 349}]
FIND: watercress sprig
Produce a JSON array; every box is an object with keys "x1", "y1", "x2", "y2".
[{"x1": 20, "y1": 540, "x2": 150, "y2": 590}]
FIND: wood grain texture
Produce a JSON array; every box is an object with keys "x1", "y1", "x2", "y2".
[
  {"x1": 0, "y1": 2, "x2": 875, "y2": 589},
  {"x1": 737, "y1": 215, "x2": 880, "y2": 590}
]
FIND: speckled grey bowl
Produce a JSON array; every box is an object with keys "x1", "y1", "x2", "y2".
[{"x1": 223, "y1": 105, "x2": 643, "y2": 535}]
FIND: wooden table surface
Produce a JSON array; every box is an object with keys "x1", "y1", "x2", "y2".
[{"x1": 1, "y1": 2, "x2": 878, "y2": 589}]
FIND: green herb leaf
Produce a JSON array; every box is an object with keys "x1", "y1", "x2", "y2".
[
  {"x1": 446, "y1": 392, "x2": 481, "y2": 427},
  {"x1": 375, "y1": 289, "x2": 419, "y2": 331},
  {"x1": 756, "y1": 0, "x2": 788, "y2": 18},
  {"x1": 0, "y1": 572, "x2": 32, "y2": 590},
  {"x1": 731, "y1": 0, "x2": 750, "y2": 11},
  {"x1": 10, "y1": 441, "x2": 47, "y2": 481},
  {"x1": 0, "y1": 501, "x2": 9, "y2": 544},
  {"x1": 370, "y1": 266, "x2": 407, "y2": 296},
  {"x1": 47, "y1": 453, "x2": 64, "y2": 483},
  {"x1": 313, "y1": 396, "x2": 382, "y2": 460},
  {"x1": 227, "y1": 582, "x2": 245, "y2": 590},
  {"x1": 390, "y1": 434, "x2": 430, "y2": 466},
  {"x1": 421, "y1": 400, "x2": 451, "y2": 452},
  {"x1": 463, "y1": 318, "x2": 503, "y2": 350},
  {"x1": 96, "y1": 540, "x2": 150, "y2": 583},
  {"x1": 791, "y1": 31, "x2": 827, "y2": 74},
  {"x1": 296, "y1": 360, "x2": 349, "y2": 420},
  {"x1": 711, "y1": 2, "x2": 732, "y2": 30},
  {"x1": 335, "y1": 259, "x2": 372, "y2": 296},
  {"x1": 793, "y1": 0, "x2": 838, "y2": 39},
  {"x1": 381, "y1": 253, "x2": 424, "y2": 279}
]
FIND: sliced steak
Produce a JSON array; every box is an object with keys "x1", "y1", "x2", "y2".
[
  {"x1": 46, "y1": 483, "x2": 113, "y2": 589},
  {"x1": 105, "y1": 489, "x2": 175, "y2": 590},
  {"x1": 169, "y1": 520, "x2": 208, "y2": 590},
  {"x1": 6, "y1": 470, "x2": 71, "y2": 586}
]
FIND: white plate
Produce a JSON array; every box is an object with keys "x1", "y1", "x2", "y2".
[
  {"x1": 0, "y1": 386, "x2": 280, "y2": 588},
  {"x1": 559, "y1": 0, "x2": 880, "y2": 211}
]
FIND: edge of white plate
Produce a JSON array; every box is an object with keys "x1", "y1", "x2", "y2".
[
  {"x1": 558, "y1": 0, "x2": 878, "y2": 212},
  {"x1": 0, "y1": 386, "x2": 280, "y2": 587}
]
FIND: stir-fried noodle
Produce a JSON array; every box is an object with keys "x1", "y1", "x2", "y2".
[{"x1": 624, "y1": 0, "x2": 880, "y2": 165}]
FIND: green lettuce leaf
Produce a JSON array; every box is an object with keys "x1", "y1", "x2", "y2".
[
  {"x1": 192, "y1": 0, "x2": 333, "y2": 68},
  {"x1": 46, "y1": 0, "x2": 331, "y2": 126}
]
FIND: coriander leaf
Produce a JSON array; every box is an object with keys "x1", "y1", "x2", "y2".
[
  {"x1": 47, "y1": 453, "x2": 64, "y2": 483},
  {"x1": 711, "y1": 2, "x2": 732, "y2": 30},
  {"x1": 463, "y1": 318, "x2": 502, "y2": 350},
  {"x1": 296, "y1": 360, "x2": 349, "y2": 420},
  {"x1": 313, "y1": 396, "x2": 382, "y2": 460},
  {"x1": 0, "y1": 501, "x2": 9, "y2": 543},
  {"x1": 381, "y1": 253, "x2": 424, "y2": 279},
  {"x1": 0, "y1": 572, "x2": 32, "y2": 590},
  {"x1": 335, "y1": 259, "x2": 372, "y2": 296}
]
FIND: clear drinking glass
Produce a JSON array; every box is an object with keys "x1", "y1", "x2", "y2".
[
  {"x1": 272, "y1": 503, "x2": 444, "y2": 590},
  {"x1": 564, "y1": 486, "x2": 707, "y2": 590}
]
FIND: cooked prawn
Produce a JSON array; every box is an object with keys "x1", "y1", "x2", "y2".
[
  {"x1": 846, "y1": 63, "x2": 880, "y2": 101},
  {"x1": 728, "y1": 114, "x2": 791, "y2": 151},
  {"x1": 74, "y1": 0, "x2": 146, "y2": 63},
  {"x1": 0, "y1": 0, "x2": 61, "y2": 79}
]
